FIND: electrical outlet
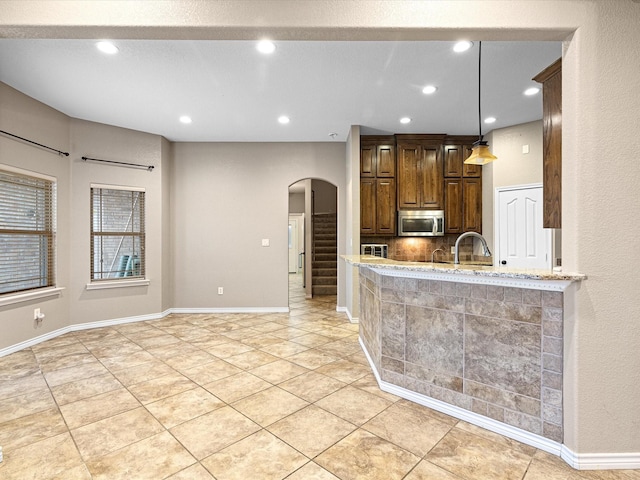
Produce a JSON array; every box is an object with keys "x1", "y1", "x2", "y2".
[
  {"x1": 450, "y1": 246, "x2": 455, "y2": 254},
  {"x1": 218, "y1": 287, "x2": 223, "y2": 295},
  {"x1": 261, "y1": 239, "x2": 270, "y2": 247},
  {"x1": 34, "y1": 308, "x2": 40, "y2": 321}
]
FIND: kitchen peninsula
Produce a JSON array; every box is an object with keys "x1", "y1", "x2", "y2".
[{"x1": 343, "y1": 255, "x2": 585, "y2": 453}]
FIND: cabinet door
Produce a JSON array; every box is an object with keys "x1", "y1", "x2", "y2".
[
  {"x1": 376, "y1": 144, "x2": 396, "y2": 178},
  {"x1": 444, "y1": 178, "x2": 463, "y2": 233},
  {"x1": 462, "y1": 144, "x2": 482, "y2": 177},
  {"x1": 443, "y1": 145, "x2": 463, "y2": 177},
  {"x1": 376, "y1": 178, "x2": 396, "y2": 235},
  {"x1": 463, "y1": 178, "x2": 482, "y2": 233},
  {"x1": 534, "y1": 58, "x2": 562, "y2": 229},
  {"x1": 541, "y1": 67, "x2": 562, "y2": 228},
  {"x1": 397, "y1": 144, "x2": 421, "y2": 209},
  {"x1": 360, "y1": 178, "x2": 376, "y2": 234},
  {"x1": 360, "y1": 144, "x2": 376, "y2": 177},
  {"x1": 419, "y1": 144, "x2": 443, "y2": 209}
]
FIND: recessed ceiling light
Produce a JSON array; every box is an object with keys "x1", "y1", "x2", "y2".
[
  {"x1": 524, "y1": 87, "x2": 540, "y2": 96},
  {"x1": 179, "y1": 115, "x2": 192, "y2": 124},
  {"x1": 484, "y1": 117, "x2": 497, "y2": 124},
  {"x1": 278, "y1": 115, "x2": 290, "y2": 124},
  {"x1": 422, "y1": 85, "x2": 437, "y2": 95},
  {"x1": 400, "y1": 117, "x2": 411, "y2": 124},
  {"x1": 96, "y1": 41, "x2": 119, "y2": 55},
  {"x1": 257, "y1": 40, "x2": 276, "y2": 54},
  {"x1": 453, "y1": 41, "x2": 473, "y2": 53}
]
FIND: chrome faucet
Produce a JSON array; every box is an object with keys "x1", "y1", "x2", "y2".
[
  {"x1": 454, "y1": 232, "x2": 491, "y2": 264},
  {"x1": 430, "y1": 248, "x2": 444, "y2": 263}
]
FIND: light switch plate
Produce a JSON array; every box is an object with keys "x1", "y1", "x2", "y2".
[{"x1": 261, "y1": 239, "x2": 270, "y2": 247}]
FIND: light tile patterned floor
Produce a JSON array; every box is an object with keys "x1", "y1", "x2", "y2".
[{"x1": 0, "y1": 274, "x2": 638, "y2": 479}]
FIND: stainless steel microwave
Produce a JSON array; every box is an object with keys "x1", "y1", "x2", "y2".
[{"x1": 397, "y1": 210, "x2": 445, "y2": 237}]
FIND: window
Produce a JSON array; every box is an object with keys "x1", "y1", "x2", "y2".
[
  {"x1": 0, "y1": 167, "x2": 56, "y2": 295},
  {"x1": 90, "y1": 185, "x2": 145, "y2": 281}
]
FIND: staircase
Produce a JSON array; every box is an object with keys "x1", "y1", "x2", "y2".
[{"x1": 312, "y1": 213, "x2": 337, "y2": 296}]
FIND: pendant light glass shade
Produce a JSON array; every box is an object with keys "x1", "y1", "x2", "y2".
[
  {"x1": 464, "y1": 41, "x2": 497, "y2": 165},
  {"x1": 464, "y1": 140, "x2": 497, "y2": 165}
]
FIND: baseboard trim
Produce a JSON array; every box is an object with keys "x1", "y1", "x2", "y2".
[
  {"x1": 169, "y1": 307, "x2": 289, "y2": 314},
  {"x1": 561, "y1": 448, "x2": 640, "y2": 470},
  {"x1": 0, "y1": 310, "x2": 168, "y2": 357},
  {"x1": 70, "y1": 311, "x2": 167, "y2": 331},
  {"x1": 336, "y1": 306, "x2": 358, "y2": 324},
  {"x1": 0, "y1": 327, "x2": 73, "y2": 357}
]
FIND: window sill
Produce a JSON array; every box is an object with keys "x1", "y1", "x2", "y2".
[
  {"x1": 85, "y1": 279, "x2": 150, "y2": 290},
  {"x1": 0, "y1": 287, "x2": 65, "y2": 307}
]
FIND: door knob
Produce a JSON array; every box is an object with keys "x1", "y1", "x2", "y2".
[{"x1": 501, "y1": 260, "x2": 507, "y2": 265}]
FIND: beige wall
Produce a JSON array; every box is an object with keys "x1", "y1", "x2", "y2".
[
  {"x1": 68, "y1": 119, "x2": 167, "y2": 324},
  {"x1": 0, "y1": 84, "x2": 171, "y2": 349},
  {"x1": 345, "y1": 125, "x2": 361, "y2": 320},
  {"x1": 1, "y1": 0, "x2": 640, "y2": 459},
  {"x1": 482, "y1": 120, "x2": 544, "y2": 250},
  {"x1": 170, "y1": 142, "x2": 346, "y2": 310},
  {"x1": 0, "y1": 83, "x2": 71, "y2": 348},
  {"x1": 161, "y1": 136, "x2": 173, "y2": 312}
]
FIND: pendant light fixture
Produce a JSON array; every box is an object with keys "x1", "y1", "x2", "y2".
[{"x1": 464, "y1": 41, "x2": 498, "y2": 165}]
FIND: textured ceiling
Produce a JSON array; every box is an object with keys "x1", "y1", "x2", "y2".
[{"x1": 0, "y1": 39, "x2": 560, "y2": 142}]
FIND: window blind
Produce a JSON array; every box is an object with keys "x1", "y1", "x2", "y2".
[
  {"x1": 90, "y1": 187, "x2": 145, "y2": 280},
  {"x1": 0, "y1": 168, "x2": 56, "y2": 295}
]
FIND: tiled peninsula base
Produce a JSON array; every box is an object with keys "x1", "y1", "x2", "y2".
[{"x1": 358, "y1": 265, "x2": 565, "y2": 449}]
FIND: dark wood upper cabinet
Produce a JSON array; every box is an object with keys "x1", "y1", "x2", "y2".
[
  {"x1": 443, "y1": 136, "x2": 482, "y2": 233},
  {"x1": 444, "y1": 178, "x2": 463, "y2": 233},
  {"x1": 360, "y1": 136, "x2": 397, "y2": 235},
  {"x1": 444, "y1": 144, "x2": 464, "y2": 177},
  {"x1": 534, "y1": 58, "x2": 562, "y2": 229},
  {"x1": 376, "y1": 144, "x2": 395, "y2": 177},
  {"x1": 420, "y1": 143, "x2": 443, "y2": 208},
  {"x1": 396, "y1": 135, "x2": 445, "y2": 210},
  {"x1": 360, "y1": 144, "x2": 376, "y2": 177},
  {"x1": 376, "y1": 178, "x2": 396, "y2": 234},
  {"x1": 360, "y1": 136, "x2": 395, "y2": 178},
  {"x1": 462, "y1": 177, "x2": 482, "y2": 233},
  {"x1": 444, "y1": 177, "x2": 482, "y2": 234},
  {"x1": 360, "y1": 178, "x2": 377, "y2": 235},
  {"x1": 462, "y1": 144, "x2": 482, "y2": 178},
  {"x1": 444, "y1": 136, "x2": 481, "y2": 178}
]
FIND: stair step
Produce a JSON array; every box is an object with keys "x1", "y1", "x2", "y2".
[
  {"x1": 313, "y1": 261, "x2": 337, "y2": 269},
  {"x1": 313, "y1": 276, "x2": 337, "y2": 286},
  {"x1": 313, "y1": 245, "x2": 338, "y2": 255},
  {"x1": 313, "y1": 268, "x2": 337, "y2": 276},
  {"x1": 315, "y1": 248, "x2": 337, "y2": 255},
  {"x1": 314, "y1": 254, "x2": 336, "y2": 262},
  {"x1": 312, "y1": 285, "x2": 337, "y2": 295}
]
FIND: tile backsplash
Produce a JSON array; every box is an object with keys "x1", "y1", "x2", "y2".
[{"x1": 361, "y1": 235, "x2": 475, "y2": 262}]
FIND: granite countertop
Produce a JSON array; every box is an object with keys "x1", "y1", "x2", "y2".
[{"x1": 341, "y1": 255, "x2": 586, "y2": 282}]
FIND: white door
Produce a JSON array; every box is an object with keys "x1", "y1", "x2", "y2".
[
  {"x1": 496, "y1": 185, "x2": 551, "y2": 270},
  {"x1": 288, "y1": 218, "x2": 298, "y2": 273}
]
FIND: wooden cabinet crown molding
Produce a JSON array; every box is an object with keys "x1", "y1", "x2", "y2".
[
  {"x1": 532, "y1": 58, "x2": 561, "y2": 84},
  {"x1": 395, "y1": 133, "x2": 447, "y2": 145}
]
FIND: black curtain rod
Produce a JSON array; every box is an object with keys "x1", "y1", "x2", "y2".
[
  {"x1": 82, "y1": 156, "x2": 154, "y2": 171},
  {"x1": 0, "y1": 129, "x2": 70, "y2": 156}
]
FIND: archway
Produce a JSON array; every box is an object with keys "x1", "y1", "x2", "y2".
[{"x1": 288, "y1": 178, "x2": 338, "y2": 309}]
